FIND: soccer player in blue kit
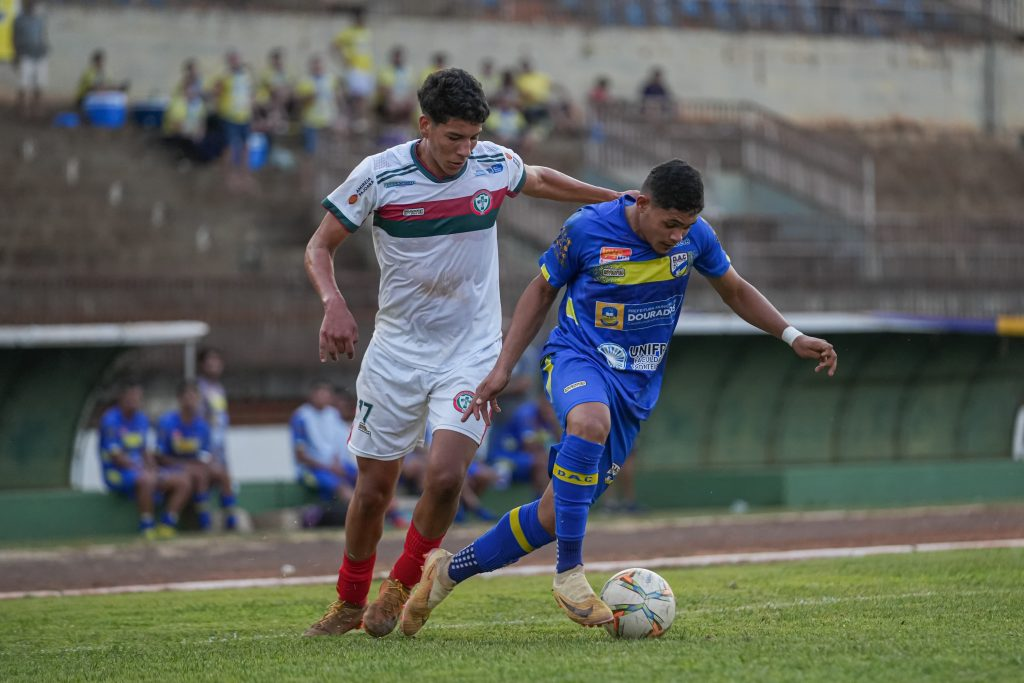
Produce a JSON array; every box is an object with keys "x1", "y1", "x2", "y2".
[{"x1": 400, "y1": 159, "x2": 838, "y2": 634}]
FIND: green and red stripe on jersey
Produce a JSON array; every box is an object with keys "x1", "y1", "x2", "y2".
[{"x1": 371, "y1": 187, "x2": 512, "y2": 238}]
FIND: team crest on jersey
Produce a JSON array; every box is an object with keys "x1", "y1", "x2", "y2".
[
  {"x1": 670, "y1": 252, "x2": 689, "y2": 277},
  {"x1": 470, "y1": 190, "x2": 492, "y2": 215},
  {"x1": 599, "y1": 247, "x2": 632, "y2": 264},
  {"x1": 595, "y1": 302, "x2": 625, "y2": 330},
  {"x1": 453, "y1": 391, "x2": 475, "y2": 414}
]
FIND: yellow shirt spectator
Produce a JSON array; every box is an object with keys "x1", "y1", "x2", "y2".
[
  {"x1": 295, "y1": 73, "x2": 336, "y2": 129},
  {"x1": 214, "y1": 69, "x2": 253, "y2": 125},
  {"x1": 516, "y1": 70, "x2": 551, "y2": 107},
  {"x1": 334, "y1": 24, "x2": 373, "y2": 72}
]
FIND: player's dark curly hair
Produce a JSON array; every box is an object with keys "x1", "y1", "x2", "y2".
[
  {"x1": 642, "y1": 159, "x2": 704, "y2": 215},
  {"x1": 418, "y1": 68, "x2": 490, "y2": 125}
]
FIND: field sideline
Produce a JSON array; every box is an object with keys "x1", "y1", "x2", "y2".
[{"x1": 1, "y1": 548, "x2": 1021, "y2": 682}]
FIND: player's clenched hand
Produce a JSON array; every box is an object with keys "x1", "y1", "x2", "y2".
[
  {"x1": 792, "y1": 335, "x2": 838, "y2": 377},
  {"x1": 319, "y1": 299, "x2": 359, "y2": 361},
  {"x1": 461, "y1": 366, "x2": 511, "y2": 426}
]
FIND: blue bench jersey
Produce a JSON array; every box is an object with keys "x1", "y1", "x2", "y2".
[
  {"x1": 98, "y1": 407, "x2": 149, "y2": 469},
  {"x1": 538, "y1": 195, "x2": 731, "y2": 419},
  {"x1": 157, "y1": 411, "x2": 212, "y2": 460}
]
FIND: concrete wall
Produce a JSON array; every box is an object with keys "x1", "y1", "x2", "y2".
[{"x1": 4, "y1": 6, "x2": 1023, "y2": 132}]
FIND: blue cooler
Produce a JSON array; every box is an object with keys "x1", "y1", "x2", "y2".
[
  {"x1": 247, "y1": 132, "x2": 268, "y2": 171},
  {"x1": 131, "y1": 100, "x2": 167, "y2": 129},
  {"x1": 84, "y1": 91, "x2": 128, "y2": 128}
]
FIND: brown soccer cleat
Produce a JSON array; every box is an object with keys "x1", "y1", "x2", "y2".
[
  {"x1": 303, "y1": 600, "x2": 366, "y2": 637},
  {"x1": 362, "y1": 578, "x2": 411, "y2": 638},
  {"x1": 401, "y1": 548, "x2": 455, "y2": 637},
  {"x1": 552, "y1": 565, "x2": 614, "y2": 628}
]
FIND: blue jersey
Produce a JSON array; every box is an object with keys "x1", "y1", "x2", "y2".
[
  {"x1": 538, "y1": 195, "x2": 731, "y2": 418},
  {"x1": 157, "y1": 411, "x2": 212, "y2": 461},
  {"x1": 98, "y1": 407, "x2": 149, "y2": 470},
  {"x1": 492, "y1": 401, "x2": 556, "y2": 458}
]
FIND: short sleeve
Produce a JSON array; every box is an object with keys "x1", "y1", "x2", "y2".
[
  {"x1": 290, "y1": 412, "x2": 309, "y2": 450},
  {"x1": 693, "y1": 219, "x2": 732, "y2": 278},
  {"x1": 503, "y1": 147, "x2": 527, "y2": 197},
  {"x1": 538, "y1": 209, "x2": 585, "y2": 289},
  {"x1": 322, "y1": 156, "x2": 377, "y2": 233}
]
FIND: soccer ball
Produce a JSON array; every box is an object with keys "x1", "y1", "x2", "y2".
[{"x1": 600, "y1": 568, "x2": 676, "y2": 639}]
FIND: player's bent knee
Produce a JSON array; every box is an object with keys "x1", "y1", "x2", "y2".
[
  {"x1": 423, "y1": 468, "x2": 465, "y2": 501},
  {"x1": 566, "y1": 412, "x2": 611, "y2": 444}
]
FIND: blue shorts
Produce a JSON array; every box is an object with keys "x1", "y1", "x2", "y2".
[
  {"x1": 542, "y1": 351, "x2": 641, "y2": 502},
  {"x1": 490, "y1": 451, "x2": 536, "y2": 482},
  {"x1": 299, "y1": 467, "x2": 356, "y2": 502},
  {"x1": 223, "y1": 121, "x2": 250, "y2": 163},
  {"x1": 302, "y1": 126, "x2": 319, "y2": 155},
  {"x1": 102, "y1": 466, "x2": 175, "y2": 500}
]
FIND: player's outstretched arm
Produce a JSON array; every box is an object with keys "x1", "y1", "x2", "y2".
[
  {"x1": 305, "y1": 212, "x2": 359, "y2": 361},
  {"x1": 463, "y1": 275, "x2": 561, "y2": 425},
  {"x1": 520, "y1": 165, "x2": 627, "y2": 205},
  {"x1": 708, "y1": 267, "x2": 838, "y2": 376}
]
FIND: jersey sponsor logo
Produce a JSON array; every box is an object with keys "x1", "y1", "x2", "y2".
[
  {"x1": 382, "y1": 180, "x2": 415, "y2": 188},
  {"x1": 474, "y1": 169, "x2": 488, "y2": 176},
  {"x1": 595, "y1": 297, "x2": 681, "y2": 331},
  {"x1": 488, "y1": 163, "x2": 504, "y2": 174},
  {"x1": 453, "y1": 390, "x2": 475, "y2": 414},
  {"x1": 347, "y1": 194, "x2": 359, "y2": 205},
  {"x1": 552, "y1": 465, "x2": 599, "y2": 486},
  {"x1": 402, "y1": 207, "x2": 425, "y2": 217},
  {"x1": 670, "y1": 252, "x2": 690, "y2": 277},
  {"x1": 604, "y1": 462, "x2": 621, "y2": 485},
  {"x1": 599, "y1": 247, "x2": 632, "y2": 264},
  {"x1": 357, "y1": 422, "x2": 371, "y2": 435},
  {"x1": 595, "y1": 264, "x2": 626, "y2": 280},
  {"x1": 562, "y1": 380, "x2": 587, "y2": 394},
  {"x1": 504, "y1": 152, "x2": 513, "y2": 160},
  {"x1": 629, "y1": 342, "x2": 668, "y2": 372},
  {"x1": 470, "y1": 189, "x2": 493, "y2": 216},
  {"x1": 597, "y1": 342, "x2": 627, "y2": 370},
  {"x1": 121, "y1": 431, "x2": 144, "y2": 449},
  {"x1": 596, "y1": 302, "x2": 625, "y2": 330},
  {"x1": 354, "y1": 177, "x2": 373, "y2": 196}
]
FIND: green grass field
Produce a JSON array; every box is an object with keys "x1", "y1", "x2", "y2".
[{"x1": 1, "y1": 549, "x2": 1022, "y2": 682}]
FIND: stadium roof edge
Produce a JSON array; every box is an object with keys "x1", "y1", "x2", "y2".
[
  {"x1": 0, "y1": 322, "x2": 210, "y2": 348},
  {"x1": 675, "y1": 313, "x2": 1024, "y2": 337}
]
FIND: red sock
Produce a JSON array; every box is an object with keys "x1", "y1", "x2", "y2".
[
  {"x1": 336, "y1": 552, "x2": 376, "y2": 605},
  {"x1": 390, "y1": 523, "x2": 443, "y2": 588}
]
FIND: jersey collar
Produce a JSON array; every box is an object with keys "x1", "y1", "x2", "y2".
[{"x1": 410, "y1": 141, "x2": 468, "y2": 184}]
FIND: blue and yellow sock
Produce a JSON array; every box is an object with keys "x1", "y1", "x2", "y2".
[
  {"x1": 194, "y1": 492, "x2": 211, "y2": 530},
  {"x1": 139, "y1": 513, "x2": 155, "y2": 533},
  {"x1": 551, "y1": 434, "x2": 604, "y2": 573},
  {"x1": 220, "y1": 493, "x2": 238, "y2": 529},
  {"x1": 448, "y1": 498, "x2": 554, "y2": 584},
  {"x1": 159, "y1": 511, "x2": 178, "y2": 528}
]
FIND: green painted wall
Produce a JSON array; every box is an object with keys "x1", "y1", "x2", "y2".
[
  {"x1": 0, "y1": 348, "x2": 119, "y2": 490},
  {"x1": 641, "y1": 334, "x2": 1024, "y2": 469}
]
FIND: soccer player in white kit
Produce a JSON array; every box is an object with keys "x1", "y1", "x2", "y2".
[{"x1": 304, "y1": 68, "x2": 627, "y2": 637}]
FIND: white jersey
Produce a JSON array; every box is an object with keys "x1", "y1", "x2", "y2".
[{"x1": 323, "y1": 140, "x2": 527, "y2": 371}]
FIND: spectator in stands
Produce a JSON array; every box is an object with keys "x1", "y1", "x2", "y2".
[
  {"x1": 494, "y1": 68, "x2": 521, "y2": 109},
  {"x1": 515, "y1": 58, "x2": 552, "y2": 128},
  {"x1": 212, "y1": 50, "x2": 255, "y2": 187},
  {"x1": 488, "y1": 395, "x2": 560, "y2": 496},
  {"x1": 162, "y1": 76, "x2": 211, "y2": 162},
  {"x1": 174, "y1": 58, "x2": 202, "y2": 96},
  {"x1": 12, "y1": 0, "x2": 48, "y2": 119},
  {"x1": 420, "y1": 51, "x2": 448, "y2": 86},
  {"x1": 295, "y1": 54, "x2": 340, "y2": 156},
  {"x1": 255, "y1": 48, "x2": 293, "y2": 135},
  {"x1": 332, "y1": 7, "x2": 374, "y2": 134},
  {"x1": 196, "y1": 348, "x2": 231, "y2": 471},
  {"x1": 587, "y1": 75, "x2": 612, "y2": 109},
  {"x1": 375, "y1": 46, "x2": 416, "y2": 146},
  {"x1": 639, "y1": 66, "x2": 672, "y2": 113},
  {"x1": 157, "y1": 381, "x2": 239, "y2": 531},
  {"x1": 76, "y1": 49, "x2": 128, "y2": 111},
  {"x1": 484, "y1": 93, "x2": 527, "y2": 150},
  {"x1": 98, "y1": 381, "x2": 190, "y2": 539},
  {"x1": 478, "y1": 58, "x2": 499, "y2": 101}
]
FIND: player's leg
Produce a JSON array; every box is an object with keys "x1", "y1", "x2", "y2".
[
  {"x1": 156, "y1": 468, "x2": 191, "y2": 536},
  {"x1": 184, "y1": 462, "x2": 212, "y2": 530},
  {"x1": 363, "y1": 427, "x2": 478, "y2": 637},
  {"x1": 305, "y1": 348, "x2": 426, "y2": 637},
  {"x1": 304, "y1": 455, "x2": 403, "y2": 637},
  {"x1": 133, "y1": 467, "x2": 158, "y2": 536},
  {"x1": 207, "y1": 463, "x2": 239, "y2": 530}
]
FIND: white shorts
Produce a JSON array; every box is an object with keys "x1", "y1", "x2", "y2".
[
  {"x1": 19, "y1": 57, "x2": 48, "y2": 89},
  {"x1": 348, "y1": 340, "x2": 499, "y2": 461}
]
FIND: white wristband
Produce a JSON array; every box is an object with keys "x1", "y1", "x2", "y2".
[{"x1": 781, "y1": 326, "x2": 803, "y2": 347}]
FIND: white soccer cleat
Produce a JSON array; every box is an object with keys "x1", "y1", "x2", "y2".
[
  {"x1": 552, "y1": 565, "x2": 614, "y2": 627},
  {"x1": 400, "y1": 548, "x2": 455, "y2": 636}
]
